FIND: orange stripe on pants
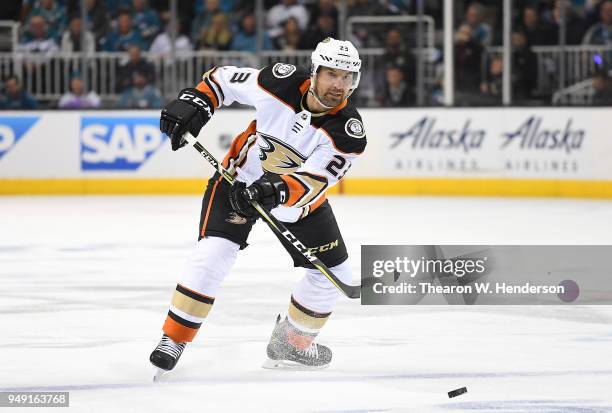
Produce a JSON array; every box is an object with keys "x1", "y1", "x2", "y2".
[{"x1": 200, "y1": 177, "x2": 222, "y2": 238}]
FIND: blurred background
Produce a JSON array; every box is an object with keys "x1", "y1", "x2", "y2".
[
  {"x1": 0, "y1": 0, "x2": 610, "y2": 199},
  {"x1": 0, "y1": 0, "x2": 611, "y2": 110}
]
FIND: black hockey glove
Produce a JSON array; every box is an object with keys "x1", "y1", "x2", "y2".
[
  {"x1": 160, "y1": 88, "x2": 214, "y2": 151},
  {"x1": 229, "y1": 173, "x2": 289, "y2": 218}
]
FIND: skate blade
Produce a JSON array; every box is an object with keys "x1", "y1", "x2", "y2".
[
  {"x1": 262, "y1": 358, "x2": 329, "y2": 371},
  {"x1": 153, "y1": 367, "x2": 170, "y2": 382}
]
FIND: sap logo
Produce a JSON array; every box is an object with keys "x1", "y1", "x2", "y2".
[
  {"x1": 80, "y1": 117, "x2": 164, "y2": 170},
  {"x1": 0, "y1": 117, "x2": 39, "y2": 161}
]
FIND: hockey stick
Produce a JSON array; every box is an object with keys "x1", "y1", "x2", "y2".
[{"x1": 182, "y1": 131, "x2": 361, "y2": 299}]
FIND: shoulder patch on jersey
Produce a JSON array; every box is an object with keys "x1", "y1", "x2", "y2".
[
  {"x1": 315, "y1": 105, "x2": 367, "y2": 155},
  {"x1": 257, "y1": 64, "x2": 309, "y2": 110},
  {"x1": 272, "y1": 63, "x2": 297, "y2": 78},
  {"x1": 345, "y1": 117, "x2": 365, "y2": 139}
]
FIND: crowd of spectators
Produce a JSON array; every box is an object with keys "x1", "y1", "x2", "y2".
[
  {"x1": 449, "y1": 0, "x2": 612, "y2": 105},
  {"x1": 1, "y1": 0, "x2": 612, "y2": 108},
  {"x1": 13, "y1": 0, "x2": 374, "y2": 54},
  {"x1": 58, "y1": 74, "x2": 101, "y2": 108},
  {"x1": 0, "y1": 75, "x2": 38, "y2": 109}
]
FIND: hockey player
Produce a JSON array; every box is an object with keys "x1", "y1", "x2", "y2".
[{"x1": 150, "y1": 37, "x2": 366, "y2": 372}]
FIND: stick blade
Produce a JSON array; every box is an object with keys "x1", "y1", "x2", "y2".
[{"x1": 346, "y1": 287, "x2": 361, "y2": 299}]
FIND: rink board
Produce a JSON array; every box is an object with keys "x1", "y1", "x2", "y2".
[{"x1": 1, "y1": 108, "x2": 611, "y2": 197}]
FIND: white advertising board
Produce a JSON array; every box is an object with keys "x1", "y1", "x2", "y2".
[
  {"x1": 356, "y1": 107, "x2": 612, "y2": 180},
  {"x1": 0, "y1": 108, "x2": 611, "y2": 196}
]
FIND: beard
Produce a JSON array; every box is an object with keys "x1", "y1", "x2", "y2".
[{"x1": 314, "y1": 84, "x2": 345, "y2": 108}]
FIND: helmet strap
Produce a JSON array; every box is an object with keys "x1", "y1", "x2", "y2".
[{"x1": 308, "y1": 88, "x2": 335, "y2": 110}]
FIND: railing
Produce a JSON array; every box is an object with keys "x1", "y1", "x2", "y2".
[
  {"x1": 5, "y1": 45, "x2": 609, "y2": 106},
  {"x1": 484, "y1": 45, "x2": 612, "y2": 98},
  {"x1": 1, "y1": 51, "x2": 257, "y2": 102},
  {"x1": 552, "y1": 79, "x2": 595, "y2": 105},
  {"x1": 1, "y1": 49, "x2": 436, "y2": 106},
  {"x1": 2, "y1": 14, "x2": 441, "y2": 107},
  {"x1": 0, "y1": 21, "x2": 18, "y2": 52}
]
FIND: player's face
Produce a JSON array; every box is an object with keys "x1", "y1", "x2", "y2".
[{"x1": 314, "y1": 67, "x2": 354, "y2": 107}]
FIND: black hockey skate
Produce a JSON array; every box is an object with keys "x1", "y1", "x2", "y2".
[
  {"x1": 263, "y1": 315, "x2": 332, "y2": 370},
  {"x1": 150, "y1": 334, "x2": 186, "y2": 381}
]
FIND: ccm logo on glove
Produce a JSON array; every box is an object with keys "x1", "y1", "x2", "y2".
[{"x1": 179, "y1": 92, "x2": 213, "y2": 117}]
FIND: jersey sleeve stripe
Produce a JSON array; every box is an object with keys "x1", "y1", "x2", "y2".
[
  {"x1": 281, "y1": 174, "x2": 309, "y2": 207},
  {"x1": 208, "y1": 67, "x2": 225, "y2": 103},
  {"x1": 309, "y1": 193, "x2": 327, "y2": 212},
  {"x1": 203, "y1": 77, "x2": 222, "y2": 107},
  {"x1": 222, "y1": 121, "x2": 258, "y2": 176},
  {"x1": 295, "y1": 170, "x2": 328, "y2": 184},
  {"x1": 195, "y1": 80, "x2": 220, "y2": 108},
  {"x1": 291, "y1": 171, "x2": 328, "y2": 207}
]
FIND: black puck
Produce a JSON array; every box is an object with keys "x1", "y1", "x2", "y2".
[{"x1": 448, "y1": 387, "x2": 467, "y2": 398}]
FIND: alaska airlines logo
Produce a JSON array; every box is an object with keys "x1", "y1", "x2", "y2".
[
  {"x1": 0, "y1": 116, "x2": 39, "y2": 161},
  {"x1": 501, "y1": 116, "x2": 584, "y2": 154},
  {"x1": 257, "y1": 132, "x2": 306, "y2": 174},
  {"x1": 391, "y1": 116, "x2": 485, "y2": 153}
]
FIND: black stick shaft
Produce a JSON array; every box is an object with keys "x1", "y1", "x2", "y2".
[{"x1": 183, "y1": 132, "x2": 361, "y2": 299}]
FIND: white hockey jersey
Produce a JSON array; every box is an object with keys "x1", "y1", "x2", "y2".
[{"x1": 196, "y1": 63, "x2": 367, "y2": 223}]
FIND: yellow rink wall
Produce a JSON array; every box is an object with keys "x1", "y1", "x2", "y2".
[
  {"x1": 1, "y1": 108, "x2": 611, "y2": 198},
  {"x1": 2, "y1": 178, "x2": 612, "y2": 198}
]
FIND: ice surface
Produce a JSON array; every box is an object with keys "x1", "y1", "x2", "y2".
[{"x1": 1, "y1": 195, "x2": 612, "y2": 412}]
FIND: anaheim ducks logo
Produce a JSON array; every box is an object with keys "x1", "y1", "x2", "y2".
[
  {"x1": 225, "y1": 212, "x2": 247, "y2": 225},
  {"x1": 272, "y1": 63, "x2": 296, "y2": 78},
  {"x1": 258, "y1": 132, "x2": 307, "y2": 174},
  {"x1": 345, "y1": 118, "x2": 365, "y2": 139}
]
